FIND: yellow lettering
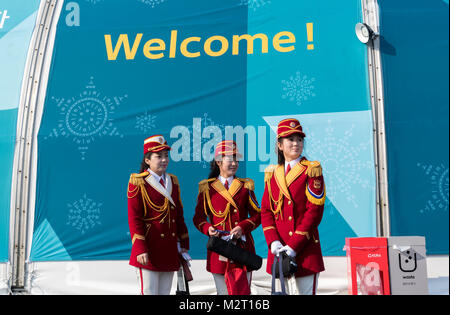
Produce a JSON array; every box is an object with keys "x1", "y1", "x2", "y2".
[
  {"x1": 232, "y1": 33, "x2": 268, "y2": 55},
  {"x1": 170, "y1": 30, "x2": 177, "y2": 58},
  {"x1": 273, "y1": 31, "x2": 296, "y2": 53},
  {"x1": 105, "y1": 30, "x2": 298, "y2": 61},
  {"x1": 204, "y1": 36, "x2": 229, "y2": 57},
  {"x1": 104, "y1": 33, "x2": 143, "y2": 60},
  {"x1": 143, "y1": 38, "x2": 166, "y2": 59},
  {"x1": 180, "y1": 37, "x2": 201, "y2": 58}
]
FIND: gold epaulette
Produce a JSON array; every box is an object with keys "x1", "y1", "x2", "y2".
[
  {"x1": 239, "y1": 178, "x2": 255, "y2": 190},
  {"x1": 199, "y1": 178, "x2": 215, "y2": 194},
  {"x1": 301, "y1": 160, "x2": 322, "y2": 177},
  {"x1": 169, "y1": 173, "x2": 179, "y2": 186},
  {"x1": 129, "y1": 171, "x2": 149, "y2": 186},
  {"x1": 264, "y1": 164, "x2": 277, "y2": 183}
]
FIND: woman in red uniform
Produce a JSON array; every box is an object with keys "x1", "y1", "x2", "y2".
[
  {"x1": 193, "y1": 140, "x2": 261, "y2": 295},
  {"x1": 127, "y1": 135, "x2": 191, "y2": 295},
  {"x1": 261, "y1": 118, "x2": 326, "y2": 295}
]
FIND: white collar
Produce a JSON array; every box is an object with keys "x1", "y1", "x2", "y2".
[
  {"x1": 285, "y1": 156, "x2": 302, "y2": 172},
  {"x1": 148, "y1": 168, "x2": 166, "y2": 185},
  {"x1": 218, "y1": 175, "x2": 234, "y2": 187},
  {"x1": 145, "y1": 169, "x2": 175, "y2": 206}
]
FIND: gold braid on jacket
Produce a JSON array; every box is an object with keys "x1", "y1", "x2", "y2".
[
  {"x1": 129, "y1": 172, "x2": 171, "y2": 227},
  {"x1": 264, "y1": 165, "x2": 284, "y2": 219},
  {"x1": 199, "y1": 178, "x2": 232, "y2": 229}
]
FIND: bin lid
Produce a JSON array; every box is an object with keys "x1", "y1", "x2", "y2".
[
  {"x1": 387, "y1": 236, "x2": 426, "y2": 247},
  {"x1": 345, "y1": 237, "x2": 388, "y2": 249}
]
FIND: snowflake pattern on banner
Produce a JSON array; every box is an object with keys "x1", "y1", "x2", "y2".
[
  {"x1": 135, "y1": 112, "x2": 157, "y2": 133},
  {"x1": 188, "y1": 113, "x2": 226, "y2": 169},
  {"x1": 305, "y1": 120, "x2": 372, "y2": 211},
  {"x1": 137, "y1": 0, "x2": 167, "y2": 8},
  {"x1": 240, "y1": 0, "x2": 271, "y2": 11},
  {"x1": 67, "y1": 194, "x2": 102, "y2": 235},
  {"x1": 44, "y1": 77, "x2": 126, "y2": 160},
  {"x1": 281, "y1": 71, "x2": 316, "y2": 106},
  {"x1": 417, "y1": 163, "x2": 449, "y2": 214}
]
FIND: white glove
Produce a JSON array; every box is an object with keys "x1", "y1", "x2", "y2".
[
  {"x1": 280, "y1": 245, "x2": 297, "y2": 257},
  {"x1": 270, "y1": 240, "x2": 283, "y2": 255}
]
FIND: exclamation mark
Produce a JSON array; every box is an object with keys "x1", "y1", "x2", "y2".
[{"x1": 307, "y1": 23, "x2": 314, "y2": 50}]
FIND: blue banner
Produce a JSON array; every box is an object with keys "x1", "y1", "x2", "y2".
[
  {"x1": 30, "y1": 0, "x2": 376, "y2": 261},
  {"x1": 246, "y1": 0, "x2": 375, "y2": 256},
  {"x1": 0, "y1": 0, "x2": 40, "y2": 262},
  {"x1": 379, "y1": 0, "x2": 449, "y2": 254}
]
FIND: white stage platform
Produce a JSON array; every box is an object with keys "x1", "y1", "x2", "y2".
[{"x1": 1, "y1": 256, "x2": 447, "y2": 295}]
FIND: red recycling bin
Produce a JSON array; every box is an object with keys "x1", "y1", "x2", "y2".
[{"x1": 345, "y1": 237, "x2": 391, "y2": 295}]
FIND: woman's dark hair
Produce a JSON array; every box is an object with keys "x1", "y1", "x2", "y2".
[
  {"x1": 139, "y1": 152, "x2": 153, "y2": 173},
  {"x1": 208, "y1": 160, "x2": 220, "y2": 179},
  {"x1": 277, "y1": 138, "x2": 285, "y2": 165},
  {"x1": 277, "y1": 136, "x2": 305, "y2": 165}
]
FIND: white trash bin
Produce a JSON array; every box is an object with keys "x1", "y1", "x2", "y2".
[{"x1": 387, "y1": 236, "x2": 429, "y2": 295}]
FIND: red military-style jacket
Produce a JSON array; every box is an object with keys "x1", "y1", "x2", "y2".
[
  {"x1": 193, "y1": 177, "x2": 261, "y2": 275},
  {"x1": 261, "y1": 157, "x2": 326, "y2": 277},
  {"x1": 127, "y1": 171, "x2": 189, "y2": 272}
]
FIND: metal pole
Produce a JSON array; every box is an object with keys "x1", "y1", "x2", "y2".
[
  {"x1": 10, "y1": 0, "x2": 61, "y2": 291},
  {"x1": 362, "y1": 0, "x2": 391, "y2": 237}
]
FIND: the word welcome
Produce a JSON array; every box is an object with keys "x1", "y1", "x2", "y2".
[{"x1": 104, "y1": 30, "x2": 296, "y2": 60}]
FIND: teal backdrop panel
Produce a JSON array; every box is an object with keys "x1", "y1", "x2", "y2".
[
  {"x1": 31, "y1": 0, "x2": 249, "y2": 261},
  {"x1": 30, "y1": 0, "x2": 376, "y2": 260},
  {"x1": 0, "y1": 0, "x2": 40, "y2": 262},
  {"x1": 379, "y1": 0, "x2": 449, "y2": 254}
]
